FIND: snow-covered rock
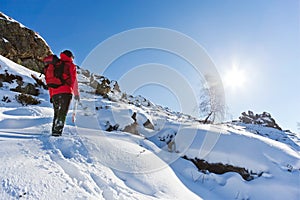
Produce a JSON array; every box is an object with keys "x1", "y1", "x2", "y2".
[
  {"x1": 0, "y1": 12, "x2": 52, "y2": 72},
  {"x1": 239, "y1": 110, "x2": 282, "y2": 130}
]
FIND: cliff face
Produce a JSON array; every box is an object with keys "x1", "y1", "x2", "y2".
[{"x1": 0, "y1": 12, "x2": 52, "y2": 72}]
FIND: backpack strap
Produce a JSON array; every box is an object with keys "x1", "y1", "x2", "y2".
[
  {"x1": 57, "y1": 61, "x2": 71, "y2": 86},
  {"x1": 58, "y1": 61, "x2": 66, "y2": 85}
]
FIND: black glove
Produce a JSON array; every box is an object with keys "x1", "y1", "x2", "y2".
[
  {"x1": 74, "y1": 95, "x2": 80, "y2": 101},
  {"x1": 50, "y1": 98, "x2": 53, "y2": 104}
]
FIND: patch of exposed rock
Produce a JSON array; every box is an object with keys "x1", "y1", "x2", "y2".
[
  {"x1": 0, "y1": 12, "x2": 51, "y2": 72},
  {"x1": 239, "y1": 110, "x2": 282, "y2": 130}
]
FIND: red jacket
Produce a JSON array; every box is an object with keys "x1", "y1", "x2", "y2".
[{"x1": 49, "y1": 53, "x2": 79, "y2": 98}]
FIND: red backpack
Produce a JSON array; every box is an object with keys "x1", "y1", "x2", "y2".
[{"x1": 43, "y1": 55, "x2": 70, "y2": 88}]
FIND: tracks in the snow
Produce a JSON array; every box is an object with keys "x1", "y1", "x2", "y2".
[{"x1": 38, "y1": 128, "x2": 135, "y2": 199}]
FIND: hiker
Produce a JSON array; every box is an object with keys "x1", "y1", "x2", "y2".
[{"x1": 46, "y1": 50, "x2": 80, "y2": 136}]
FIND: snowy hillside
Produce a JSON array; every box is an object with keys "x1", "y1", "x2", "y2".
[{"x1": 0, "y1": 55, "x2": 299, "y2": 200}]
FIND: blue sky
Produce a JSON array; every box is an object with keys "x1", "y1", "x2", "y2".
[{"x1": 1, "y1": 0, "x2": 300, "y2": 132}]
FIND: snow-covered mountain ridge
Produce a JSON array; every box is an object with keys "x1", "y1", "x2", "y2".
[{"x1": 0, "y1": 54, "x2": 299, "y2": 200}]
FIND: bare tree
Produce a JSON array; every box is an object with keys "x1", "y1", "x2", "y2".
[{"x1": 199, "y1": 75, "x2": 225, "y2": 124}]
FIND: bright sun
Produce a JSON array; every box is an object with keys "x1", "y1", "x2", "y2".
[{"x1": 223, "y1": 66, "x2": 246, "y2": 90}]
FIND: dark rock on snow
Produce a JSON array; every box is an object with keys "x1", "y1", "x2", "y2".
[
  {"x1": 0, "y1": 12, "x2": 52, "y2": 72},
  {"x1": 239, "y1": 110, "x2": 282, "y2": 130}
]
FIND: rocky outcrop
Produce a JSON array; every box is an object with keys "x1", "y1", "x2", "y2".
[
  {"x1": 123, "y1": 112, "x2": 139, "y2": 135},
  {"x1": 0, "y1": 69, "x2": 42, "y2": 96},
  {"x1": 123, "y1": 122, "x2": 139, "y2": 135},
  {"x1": 0, "y1": 12, "x2": 51, "y2": 72},
  {"x1": 143, "y1": 119, "x2": 154, "y2": 130},
  {"x1": 182, "y1": 156, "x2": 263, "y2": 181},
  {"x1": 239, "y1": 110, "x2": 282, "y2": 130},
  {"x1": 77, "y1": 67, "x2": 121, "y2": 97}
]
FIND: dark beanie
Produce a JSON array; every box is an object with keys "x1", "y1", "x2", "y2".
[{"x1": 62, "y1": 50, "x2": 74, "y2": 58}]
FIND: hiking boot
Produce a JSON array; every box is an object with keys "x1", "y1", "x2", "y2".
[{"x1": 51, "y1": 132, "x2": 62, "y2": 137}]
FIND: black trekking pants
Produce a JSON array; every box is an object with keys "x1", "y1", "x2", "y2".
[{"x1": 52, "y1": 93, "x2": 72, "y2": 136}]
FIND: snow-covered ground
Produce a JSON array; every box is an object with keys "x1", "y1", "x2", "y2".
[{"x1": 0, "y1": 55, "x2": 299, "y2": 199}]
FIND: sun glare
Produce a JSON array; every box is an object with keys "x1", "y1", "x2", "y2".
[{"x1": 223, "y1": 66, "x2": 246, "y2": 90}]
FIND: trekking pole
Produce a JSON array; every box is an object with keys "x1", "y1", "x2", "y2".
[{"x1": 72, "y1": 99, "x2": 78, "y2": 123}]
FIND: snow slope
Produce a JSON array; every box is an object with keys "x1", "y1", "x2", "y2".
[{"x1": 0, "y1": 55, "x2": 299, "y2": 200}]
